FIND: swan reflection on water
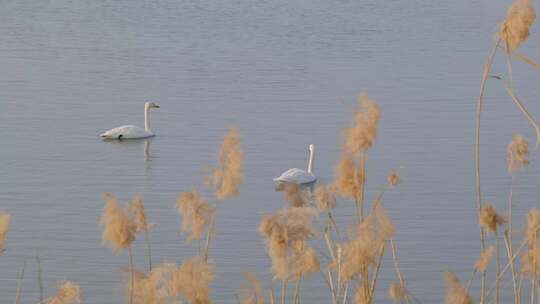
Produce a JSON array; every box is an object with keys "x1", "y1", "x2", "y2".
[{"x1": 101, "y1": 137, "x2": 154, "y2": 163}]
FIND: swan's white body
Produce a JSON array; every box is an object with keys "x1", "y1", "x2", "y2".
[
  {"x1": 274, "y1": 144, "x2": 317, "y2": 185},
  {"x1": 100, "y1": 102, "x2": 160, "y2": 139}
]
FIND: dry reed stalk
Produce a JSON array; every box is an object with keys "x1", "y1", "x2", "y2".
[
  {"x1": 390, "y1": 240, "x2": 410, "y2": 304},
  {"x1": 204, "y1": 213, "x2": 216, "y2": 263},
  {"x1": 208, "y1": 127, "x2": 244, "y2": 200},
  {"x1": 14, "y1": 260, "x2": 26, "y2": 304},
  {"x1": 129, "y1": 194, "x2": 154, "y2": 271},
  {"x1": 293, "y1": 275, "x2": 302, "y2": 304},
  {"x1": 475, "y1": 37, "x2": 501, "y2": 304},
  {"x1": 36, "y1": 249, "x2": 44, "y2": 304},
  {"x1": 239, "y1": 272, "x2": 265, "y2": 304},
  {"x1": 444, "y1": 272, "x2": 473, "y2": 304},
  {"x1": 503, "y1": 232, "x2": 519, "y2": 304},
  {"x1": 497, "y1": 79, "x2": 540, "y2": 147},
  {"x1": 495, "y1": 232, "x2": 501, "y2": 304},
  {"x1": 512, "y1": 51, "x2": 540, "y2": 69},
  {"x1": 486, "y1": 239, "x2": 528, "y2": 299},
  {"x1": 368, "y1": 243, "x2": 385, "y2": 303},
  {"x1": 0, "y1": 211, "x2": 11, "y2": 254},
  {"x1": 43, "y1": 281, "x2": 81, "y2": 304},
  {"x1": 269, "y1": 287, "x2": 276, "y2": 304},
  {"x1": 281, "y1": 280, "x2": 287, "y2": 304}
]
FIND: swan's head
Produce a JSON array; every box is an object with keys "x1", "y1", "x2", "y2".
[
  {"x1": 145, "y1": 102, "x2": 160, "y2": 110},
  {"x1": 308, "y1": 144, "x2": 315, "y2": 152}
]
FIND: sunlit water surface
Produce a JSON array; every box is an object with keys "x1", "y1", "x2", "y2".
[{"x1": 1, "y1": 0, "x2": 540, "y2": 302}]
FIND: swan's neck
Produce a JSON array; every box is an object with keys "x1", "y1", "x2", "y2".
[
  {"x1": 307, "y1": 147, "x2": 314, "y2": 174},
  {"x1": 144, "y1": 105, "x2": 151, "y2": 132}
]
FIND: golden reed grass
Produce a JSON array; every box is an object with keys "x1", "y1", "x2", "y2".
[
  {"x1": 499, "y1": 0, "x2": 536, "y2": 52},
  {"x1": 479, "y1": 204, "x2": 506, "y2": 234},
  {"x1": 474, "y1": 246, "x2": 495, "y2": 273},
  {"x1": 0, "y1": 212, "x2": 11, "y2": 253},
  {"x1": 342, "y1": 93, "x2": 380, "y2": 154},
  {"x1": 388, "y1": 282, "x2": 408, "y2": 303},
  {"x1": 176, "y1": 190, "x2": 215, "y2": 244},
  {"x1": 208, "y1": 127, "x2": 244, "y2": 200},
  {"x1": 444, "y1": 272, "x2": 473, "y2": 304},
  {"x1": 43, "y1": 281, "x2": 81, "y2": 304},
  {"x1": 100, "y1": 193, "x2": 137, "y2": 252},
  {"x1": 507, "y1": 134, "x2": 529, "y2": 172},
  {"x1": 128, "y1": 193, "x2": 154, "y2": 271}
]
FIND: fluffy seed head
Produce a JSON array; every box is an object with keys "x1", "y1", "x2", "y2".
[
  {"x1": 479, "y1": 204, "x2": 506, "y2": 233},
  {"x1": 282, "y1": 183, "x2": 307, "y2": 207},
  {"x1": 129, "y1": 193, "x2": 153, "y2": 233},
  {"x1": 444, "y1": 272, "x2": 473, "y2": 304},
  {"x1": 474, "y1": 246, "x2": 495, "y2": 272},
  {"x1": 526, "y1": 208, "x2": 540, "y2": 244},
  {"x1": 343, "y1": 93, "x2": 381, "y2": 154},
  {"x1": 388, "y1": 171, "x2": 400, "y2": 187},
  {"x1": 100, "y1": 193, "x2": 137, "y2": 252},
  {"x1": 176, "y1": 190, "x2": 215, "y2": 243},
  {"x1": 44, "y1": 280, "x2": 81, "y2": 304},
  {"x1": 208, "y1": 127, "x2": 244, "y2": 200},
  {"x1": 388, "y1": 283, "x2": 408, "y2": 303},
  {"x1": 167, "y1": 256, "x2": 215, "y2": 304},
  {"x1": 0, "y1": 212, "x2": 11, "y2": 252},
  {"x1": 314, "y1": 184, "x2": 336, "y2": 211},
  {"x1": 499, "y1": 0, "x2": 536, "y2": 52},
  {"x1": 520, "y1": 241, "x2": 540, "y2": 277},
  {"x1": 123, "y1": 268, "x2": 166, "y2": 304},
  {"x1": 507, "y1": 134, "x2": 529, "y2": 172},
  {"x1": 334, "y1": 155, "x2": 364, "y2": 201}
]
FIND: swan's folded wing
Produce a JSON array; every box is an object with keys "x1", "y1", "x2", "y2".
[
  {"x1": 273, "y1": 168, "x2": 317, "y2": 184},
  {"x1": 100, "y1": 125, "x2": 149, "y2": 139}
]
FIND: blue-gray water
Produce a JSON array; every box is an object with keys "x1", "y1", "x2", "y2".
[{"x1": 1, "y1": 0, "x2": 540, "y2": 303}]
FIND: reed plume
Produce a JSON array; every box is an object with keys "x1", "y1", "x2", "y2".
[
  {"x1": 122, "y1": 267, "x2": 165, "y2": 304},
  {"x1": 0, "y1": 212, "x2": 11, "y2": 253},
  {"x1": 499, "y1": 0, "x2": 536, "y2": 52},
  {"x1": 43, "y1": 281, "x2": 81, "y2": 304},
  {"x1": 526, "y1": 208, "x2": 540, "y2": 244},
  {"x1": 314, "y1": 184, "x2": 336, "y2": 212},
  {"x1": 259, "y1": 207, "x2": 319, "y2": 281},
  {"x1": 208, "y1": 127, "x2": 244, "y2": 200},
  {"x1": 507, "y1": 134, "x2": 529, "y2": 172},
  {"x1": 474, "y1": 246, "x2": 495, "y2": 273},
  {"x1": 444, "y1": 272, "x2": 473, "y2": 304},
  {"x1": 176, "y1": 190, "x2": 215, "y2": 244},
  {"x1": 100, "y1": 193, "x2": 137, "y2": 252},
  {"x1": 388, "y1": 283, "x2": 408, "y2": 303},
  {"x1": 100, "y1": 193, "x2": 137, "y2": 304},
  {"x1": 521, "y1": 241, "x2": 540, "y2": 277},
  {"x1": 343, "y1": 93, "x2": 381, "y2": 154},
  {"x1": 282, "y1": 183, "x2": 307, "y2": 207},
  {"x1": 387, "y1": 171, "x2": 400, "y2": 187},
  {"x1": 166, "y1": 256, "x2": 215, "y2": 304},
  {"x1": 334, "y1": 155, "x2": 364, "y2": 202},
  {"x1": 479, "y1": 204, "x2": 506, "y2": 234}
]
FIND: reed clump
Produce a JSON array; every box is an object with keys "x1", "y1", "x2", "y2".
[
  {"x1": 43, "y1": 280, "x2": 81, "y2": 304},
  {"x1": 0, "y1": 212, "x2": 11, "y2": 253}
]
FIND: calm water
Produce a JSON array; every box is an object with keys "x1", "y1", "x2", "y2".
[{"x1": 1, "y1": 0, "x2": 540, "y2": 302}]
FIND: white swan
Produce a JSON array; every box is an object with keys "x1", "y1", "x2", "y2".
[
  {"x1": 100, "y1": 102, "x2": 160, "y2": 140},
  {"x1": 274, "y1": 144, "x2": 317, "y2": 185}
]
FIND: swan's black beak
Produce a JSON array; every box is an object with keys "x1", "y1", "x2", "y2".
[{"x1": 155, "y1": 105, "x2": 160, "y2": 108}]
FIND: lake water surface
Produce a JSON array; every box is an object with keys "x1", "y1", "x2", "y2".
[{"x1": 1, "y1": 0, "x2": 540, "y2": 302}]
